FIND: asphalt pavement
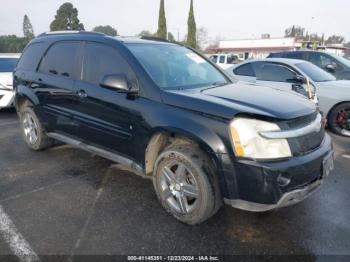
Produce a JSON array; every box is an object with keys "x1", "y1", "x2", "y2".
[{"x1": 0, "y1": 108, "x2": 349, "y2": 261}]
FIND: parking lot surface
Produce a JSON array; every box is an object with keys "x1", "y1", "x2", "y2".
[{"x1": 0, "y1": 109, "x2": 349, "y2": 260}]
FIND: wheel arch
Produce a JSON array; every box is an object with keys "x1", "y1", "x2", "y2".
[
  {"x1": 326, "y1": 100, "x2": 350, "y2": 120},
  {"x1": 144, "y1": 127, "x2": 228, "y2": 177}
]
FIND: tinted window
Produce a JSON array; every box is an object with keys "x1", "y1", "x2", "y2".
[
  {"x1": 227, "y1": 55, "x2": 238, "y2": 64},
  {"x1": 307, "y1": 53, "x2": 340, "y2": 68},
  {"x1": 234, "y1": 63, "x2": 255, "y2": 77},
  {"x1": 210, "y1": 55, "x2": 218, "y2": 63},
  {"x1": 219, "y1": 56, "x2": 225, "y2": 63},
  {"x1": 284, "y1": 52, "x2": 303, "y2": 59},
  {"x1": 256, "y1": 63, "x2": 296, "y2": 82},
  {"x1": 268, "y1": 52, "x2": 283, "y2": 58},
  {"x1": 0, "y1": 58, "x2": 18, "y2": 72},
  {"x1": 17, "y1": 42, "x2": 44, "y2": 71},
  {"x1": 295, "y1": 62, "x2": 335, "y2": 82},
  {"x1": 127, "y1": 44, "x2": 228, "y2": 90},
  {"x1": 83, "y1": 43, "x2": 137, "y2": 87},
  {"x1": 39, "y1": 42, "x2": 80, "y2": 79}
]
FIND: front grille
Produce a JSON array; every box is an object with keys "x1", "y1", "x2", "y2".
[
  {"x1": 278, "y1": 111, "x2": 325, "y2": 156},
  {"x1": 288, "y1": 128, "x2": 325, "y2": 156}
]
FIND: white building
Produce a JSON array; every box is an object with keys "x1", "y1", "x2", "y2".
[
  {"x1": 206, "y1": 37, "x2": 348, "y2": 60},
  {"x1": 207, "y1": 37, "x2": 301, "y2": 60}
]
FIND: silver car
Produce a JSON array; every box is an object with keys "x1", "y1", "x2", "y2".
[{"x1": 227, "y1": 58, "x2": 350, "y2": 136}]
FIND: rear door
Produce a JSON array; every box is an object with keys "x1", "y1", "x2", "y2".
[
  {"x1": 72, "y1": 42, "x2": 139, "y2": 157},
  {"x1": 35, "y1": 41, "x2": 82, "y2": 136}
]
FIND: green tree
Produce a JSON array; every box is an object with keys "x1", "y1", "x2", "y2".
[
  {"x1": 326, "y1": 35, "x2": 345, "y2": 44},
  {"x1": 186, "y1": 0, "x2": 197, "y2": 48},
  {"x1": 50, "y1": 2, "x2": 85, "y2": 31},
  {"x1": 93, "y1": 25, "x2": 117, "y2": 36},
  {"x1": 0, "y1": 35, "x2": 30, "y2": 53},
  {"x1": 167, "y1": 32, "x2": 176, "y2": 42},
  {"x1": 138, "y1": 30, "x2": 153, "y2": 37},
  {"x1": 23, "y1": 15, "x2": 35, "y2": 39},
  {"x1": 156, "y1": 0, "x2": 167, "y2": 39},
  {"x1": 284, "y1": 25, "x2": 304, "y2": 39}
]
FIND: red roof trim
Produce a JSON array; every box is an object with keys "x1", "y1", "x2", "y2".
[{"x1": 206, "y1": 46, "x2": 295, "y2": 53}]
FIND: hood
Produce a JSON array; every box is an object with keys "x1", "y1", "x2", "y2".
[
  {"x1": 0, "y1": 72, "x2": 13, "y2": 89},
  {"x1": 162, "y1": 82, "x2": 316, "y2": 120},
  {"x1": 317, "y1": 80, "x2": 350, "y2": 89}
]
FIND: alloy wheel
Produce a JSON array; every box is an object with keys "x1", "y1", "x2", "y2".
[
  {"x1": 159, "y1": 162, "x2": 199, "y2": 214},
  {"x1": 336, "y1": 109, "x2": 350, "y2": 136},
  {"x1": 23, "y1": 112, "x2": 39, "y2": 144}
]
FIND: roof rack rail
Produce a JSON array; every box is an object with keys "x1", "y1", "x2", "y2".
[
  {"x1": 37, "y1": 31, "x2": 105, "y2": 38},
  {"x1": 140, "y1": 36, "x2": 170, "y2": 43}
]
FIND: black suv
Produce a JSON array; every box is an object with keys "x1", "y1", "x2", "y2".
[
  {"x1": 268, "y1": 50, "x2": 350, "y2": 80},
  {"x1": 14, "y1": 32, "x2": 333, "y2": 224}
]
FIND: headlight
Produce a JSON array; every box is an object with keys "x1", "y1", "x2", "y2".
[{"x1": 229, "y1": 118, "x2": 292, "y2": 159}]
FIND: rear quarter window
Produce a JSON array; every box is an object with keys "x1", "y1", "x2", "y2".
[
  {"x1": 234, "y1": 63, "x2": 256, "y2": 77},
  {"x1": 17, "y1": 42, "x2": 45, "y2": 71}
]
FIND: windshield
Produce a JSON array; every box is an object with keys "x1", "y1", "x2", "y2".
[
  {"x1": 329, "y1": 53, "x2": 350, "y2": 68},
  {"x1": 0, "y1": 58, "x2": 18, "y2": 72},
  {"x1": 295, "y1": 62, "x2": 336, "y2": 82},
  {"x1": 126, "y1": 43, "x2": 229, "y2": 90}
]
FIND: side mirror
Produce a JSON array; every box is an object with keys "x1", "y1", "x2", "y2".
[
  {"x1": 100, "y1": 74, "x2": 129, "y2": 92},
  {"x1": 287, "y1": 75, "x2": 307, "y2": 84},
  {"x1": 325, "y1": 63, "x2": 336, "y2": 73}
]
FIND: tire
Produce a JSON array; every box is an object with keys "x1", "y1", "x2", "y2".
[
  {"x1": 328, "y1": 102, "x2": 350, "y2": 137},
  {"x1": 153, "y1": 144, "x2": 222, "y2": 225},
  {"x1": 19, "y1": 102, "x2": 54, "y2": 150}
]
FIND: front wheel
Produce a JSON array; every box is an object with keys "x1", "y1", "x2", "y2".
[
  {"x1": 328, "y1": 102, "x2": 350, "y2": 137},
  {"x1": 153, "y1": 144, "x2": 221, "y2": 225}
]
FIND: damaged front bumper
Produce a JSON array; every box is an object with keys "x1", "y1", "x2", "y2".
[{"x1": 221, "y1": 133, "x2": 333, "y2": 212}]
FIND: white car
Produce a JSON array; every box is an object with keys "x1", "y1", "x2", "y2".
[
  {"x1": 227, "y1": 58, "x2": 350, "y2": 136},
  {"x1": 209, "y1": 53, "x2": 240, "y2": 69},
  {"x1": 0, "y1": 54, "x2": 20, "y2": 109}
]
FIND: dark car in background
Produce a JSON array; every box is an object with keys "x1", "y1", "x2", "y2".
[
  {"x1": 14, "y1": 31, "x2": 333, "y2": 224},
  {"x1": 268, "y1": 50, "x2": 350, "y2": 80}
]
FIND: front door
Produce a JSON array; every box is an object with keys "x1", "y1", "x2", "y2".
[{"x1": 72, "y1": 42, "x2": 140, "y2": 158}]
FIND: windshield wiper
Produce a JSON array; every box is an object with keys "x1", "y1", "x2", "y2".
[{"x1": 200, "y1": 82, "x2": 228, "y2": 92}]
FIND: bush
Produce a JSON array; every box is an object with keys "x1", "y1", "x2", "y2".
[{"x1": 0, "y1": 35, "x2": 30, "y2": 53}]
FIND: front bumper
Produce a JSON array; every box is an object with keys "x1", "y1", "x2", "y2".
[
  {"x1": 221, "y1": 133, "x2": 333, "y2": 212},
  {"x1": 0, "y1": 89, "x2": 14, "y2": 108}
]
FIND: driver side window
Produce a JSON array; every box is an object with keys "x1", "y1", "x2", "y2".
[{"x1": 256, "y1": 63, "x2": 296, "y2": 82}]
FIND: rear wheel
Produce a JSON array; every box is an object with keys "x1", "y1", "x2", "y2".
[
  {"x1": 153, "y1": 144, "x2": 221, "y2": 225},
  {"x1": 328, "y1": 102, "x2": 350, "y2": 137},
  {"x1": 19, "y1": 103, "x2": 54, "y2": 150}
]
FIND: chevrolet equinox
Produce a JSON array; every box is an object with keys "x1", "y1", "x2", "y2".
[{"x1": 14, "y1": 31, "x2": 334, "y2": 224}]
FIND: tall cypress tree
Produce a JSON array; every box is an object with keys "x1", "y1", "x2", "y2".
[
  {"x1": 23, "y1": 15, "x2": 35, "y2": 39},
  {"x1": 186, "y1": 0, "x2": 197, "y2": 48},
  {"x1": 156, "y1": 0, "x2": 167, "y2": 39}
]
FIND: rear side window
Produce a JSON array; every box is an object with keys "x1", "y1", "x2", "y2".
[
  {"x1": 210, "y1": 55, "x2": 218, "y2": 63},
  {"x1": 219, "y1": 56, "x2": 225, "y2": 63},
  {"x1": 284, "y1": 52, "x2": 303, "y2": 59},
  {"x1": 17, "y1": 42, "x2": 44, "y2": 71},
  {"x1": 39, "y1": 41, "x2": 80, "y2": 79},
  {"x1": 256, "y1": 63, "x2": 296, "y2": 82},
  {"x1": 234, "y1": 63, "x2": 255, "y2": 77},
  {"x1": 83, "y1": 42, "x2": 137, "y2": 87}
]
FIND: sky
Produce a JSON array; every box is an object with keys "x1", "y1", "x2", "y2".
[{"x1": 0, "y1": 0, "x2": 349, "y2": 43}]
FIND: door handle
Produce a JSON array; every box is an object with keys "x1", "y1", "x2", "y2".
[{"x1": 77, "y1": 90, "x2": 87, "y2": 98}]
